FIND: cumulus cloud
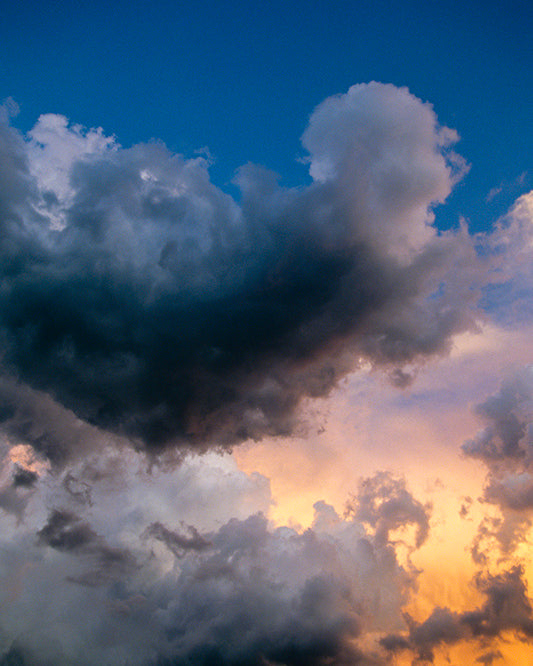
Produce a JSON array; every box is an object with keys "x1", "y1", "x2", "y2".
[
  {"x1": 1, "y1": 83, "x2": 531, "y2": 665},
  {"x1": 0, "y1": 83, "x2": 482, "y2": 461},
  {"x1": 301, "y1": 82, "x2": 467, "y2": 257},
  {"x1": 0, "y1": 469, "x2": 428, "y2": 665}
]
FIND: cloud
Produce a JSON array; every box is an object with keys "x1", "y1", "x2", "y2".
[
  {"x1": 462, "y1": 366, "x2": 533, "y2": 556},
  {"x1": 0, "y1": 445, "x2": 40, "y2": 522},
  {"x1": 1, "y1": 83, "x2": 531, "y2": 665},
  {"x1": 0, "y1": 446, "x2": 272, "y2": 663},
  {"x1": 476, "y1": 650, "x2": 504, "y2": 665},
  {"x1": 346, "y1": 471, "x2": 431, "y2": 550},
  {"x1": 381, "y1": 566, "x2": 533, "y2": 662},
  {"x1": 480, "y1": 191, "x2": 533, "y2": 326},
  {"x1": 143, "y1": 521, "x2": 211, "y2": 557},
  {"x1": 377, "y1": 367, "x2": 533, "y2": 662},
  {"x1": 301, "y1": 82, "x2": 468, "y2": 257},
  {"x1": 36, "y1": 508, "x2": 137, "y2": 587},
  {"x1": 0, "y1": 470, "x2": 428, "y2": 665},
  {"x1": 0, "y1": 83, "x2": 481, "y2": 460}
]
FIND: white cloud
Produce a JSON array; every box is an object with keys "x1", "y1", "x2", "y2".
[{"x1": 302, "y1": 82, "x2": 468, "y2": 259}]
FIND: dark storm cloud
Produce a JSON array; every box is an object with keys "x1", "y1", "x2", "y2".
[
  {"x1": 0, "y1": 83, "x2": 478, "y2": 460},
  {"x1": 381, "y1": 566, "x2": 533, "y2": 662},
  {"x1": 12, "y1": 465, "x2": 38, "y2": 488},
  {"x1": 0, "y1": 644, "x2": 27, "y2": 666},
  {"x1": 0, "y1": 377, "x2": 118, "y2": 467}
]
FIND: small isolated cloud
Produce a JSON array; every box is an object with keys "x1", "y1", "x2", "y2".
[
  {"x1": 480, "y1": 190, "x2": 533, "y2": 326},
  {"x1": 346, "y1": 471, "x2": 431, "y2": 550},
  {"x1": 486, "y1": 185, "x2": 503, "y2": 202},
  {"x1": 486, "y1": 171, "x2": 528, "y2": 203}
]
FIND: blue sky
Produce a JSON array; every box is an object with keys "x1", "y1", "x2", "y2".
[{"x1": 2, "y1": 0, "x2": 531, "y2": 230}]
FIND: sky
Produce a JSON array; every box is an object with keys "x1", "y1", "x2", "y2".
[{"x1": 0, "y1": 1, "x2": 532, "y2": 664}]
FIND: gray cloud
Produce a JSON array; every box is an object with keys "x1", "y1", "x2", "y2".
[
  {"x1": 0, "y1": 471, "x2": 426, "y2": 665},
  {"x1": 462, "y1": 367, "x2": 533, "y2": 555},
  {"x1": 36, "y1": 508, "x2": 97, "y2": 551},
  {"x1": 480, "y1": 191, "x2": 533, "y2": 326},
  {"x1": 381, "y1": 566, "x2": 533, "y2": 662},
  {"x1": 346, "y1": 471, "x2": 431, "y2": 550},
  {"x1": 144, "y1": 520, "x2": 211, "y2": 557},
  {"x1": 12, "y1": 466, "x2": 38, "y2": 488},
  {"x1": 476, "y1": 650, "x2": 504, "y2": 665},
  {"x1": 0, "y1": 453, "x2": 39, "y2": 522},
  {"x1": 0, "y1": 83, "x2": 480, "y2": 461},
  {"x1": 36, "y1": 508, "x2": 137, "y2": 587}
]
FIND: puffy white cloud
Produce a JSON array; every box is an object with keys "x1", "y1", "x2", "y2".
[
  {"x1": 301, "y1": 82, "x2": 468, "y2": 258},
  {"x1": 27, "y1": 113, "x2": 115, "y2": 228}
]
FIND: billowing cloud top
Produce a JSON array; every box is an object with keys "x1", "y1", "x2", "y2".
[{"x1": 0, "y1": 83, "x2": 483, "y2": 461}]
